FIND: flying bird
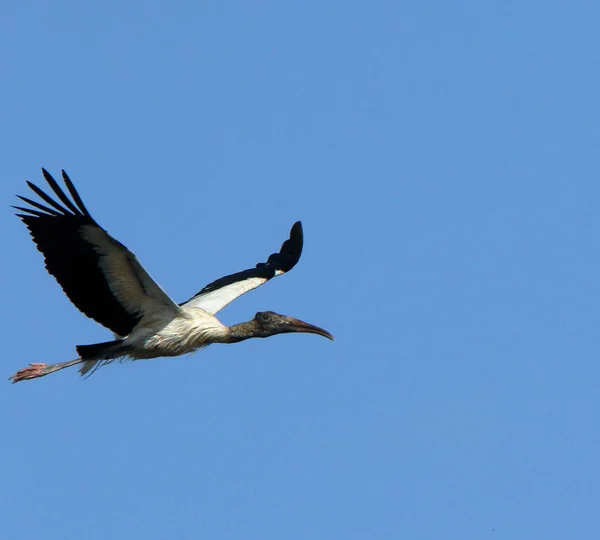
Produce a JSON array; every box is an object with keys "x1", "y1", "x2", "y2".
[{"x1": 9, "y1": 169, "x2": 332, "y2": 383}]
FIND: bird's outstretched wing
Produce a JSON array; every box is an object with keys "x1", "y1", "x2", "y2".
[
  {"x1": 181, "y1": 221, "x2": 303, "y2": 314},
  {"x1": 14, "y1": 169, "x2": 180, "y2": 337}
]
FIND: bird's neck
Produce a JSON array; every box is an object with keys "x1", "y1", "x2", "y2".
[{"x1": 227, "y1": 320, "x2": 261, "y2": 343}]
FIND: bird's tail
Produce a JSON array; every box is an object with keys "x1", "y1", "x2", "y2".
[
  {"x1": 76, "y1": 339, "x2": 130, "y2": 376},
  {"x1": 76, "y1": 339, "x2": 126, "y2": 360}
]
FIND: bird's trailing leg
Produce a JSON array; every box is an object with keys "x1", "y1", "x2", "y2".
[{"x1": 9, "y1": 359, "x2": 83, "y2": 384}]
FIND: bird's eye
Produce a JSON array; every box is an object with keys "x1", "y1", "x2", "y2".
[{"x1": 257, "y1": 312, "x2": 271, "y2": 323}]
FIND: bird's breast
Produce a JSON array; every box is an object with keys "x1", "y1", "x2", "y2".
[{"x1": 137, "y1": 308, "x2": 229, "y2": 357}]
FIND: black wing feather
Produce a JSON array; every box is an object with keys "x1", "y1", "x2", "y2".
[
  {"x1": 25, "y1": 180, "x2": 74, "y2": 215},
  {"x1": 15, "y1": 169, "x2": 140, "y2": 336},
  {"x1": 185, "y1": 221, "x2": 303, "y2": 301},
  {"x1": 15, "y1": 195, "x2": 63, "y2": 216},
  {"x1": 41, "y1": 168, "x2": 83, "y2": 215},
  {"x1": 61, "y1": 169, "x2": 92, "y2": 217},
  {"x1": 13, "y1": 206, "x2": 50, "y2": 218}
]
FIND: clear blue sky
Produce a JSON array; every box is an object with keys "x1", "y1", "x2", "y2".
[{"x1": 2, "y1": 1, "x2": 599, "y2": 538}]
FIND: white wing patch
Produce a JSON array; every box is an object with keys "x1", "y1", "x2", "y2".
[
  {"x1": 182, "y1": 276, "x2": 268, "y2": 315},
  {"x1": 179, "y1": 221, "x2": 303, "y2": 315}
]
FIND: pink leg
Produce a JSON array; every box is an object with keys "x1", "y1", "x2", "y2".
[
  {"x1": 9, "y1": 363, "x2": 50, "y2": 383},
  {"x1": 9, "y1": 359, "x2": 82, "y2": 384}
]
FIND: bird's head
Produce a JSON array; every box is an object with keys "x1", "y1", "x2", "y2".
[{"x1": 252, "y1": 311, "x2": 334, "y2": 340}]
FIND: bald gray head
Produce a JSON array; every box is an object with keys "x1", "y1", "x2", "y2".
[{"x1": 228, "y1": 311, "x2": 333, "y2": 343}]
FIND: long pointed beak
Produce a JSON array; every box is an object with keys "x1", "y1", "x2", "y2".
[{"x1": 283, "y1": 317, "x2": 334, "y2": 341}]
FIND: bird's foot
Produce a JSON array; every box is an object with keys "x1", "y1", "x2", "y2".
[{"x1": 9, "y1": 363, "x2": 49, "y2": 383}]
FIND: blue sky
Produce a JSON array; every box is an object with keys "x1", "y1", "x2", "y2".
[{"x1": 2, "y1": 1, "x2": 600, "y2": 538}]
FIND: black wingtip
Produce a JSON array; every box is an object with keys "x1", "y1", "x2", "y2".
[
  {"x1": 290, "y1": 220, "x2": 303, "y2": 250},
  {"x1": 60, "y1": 169, "x2": 92, "y2": 217},
  {"x1": 268, "y1": 220, "x2": 303, "y2": 272},
  {"x1": 291, "y1": 221, "x2": 302, "y2": 235}
]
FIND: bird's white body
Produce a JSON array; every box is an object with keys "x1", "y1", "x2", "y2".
[{"x1": 125, "y1": 307, "x2": 229, "y2": 359}]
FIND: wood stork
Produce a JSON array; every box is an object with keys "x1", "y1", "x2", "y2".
[{"x1": 9, "y1": 169, "x2": 332, "y2": 383}]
